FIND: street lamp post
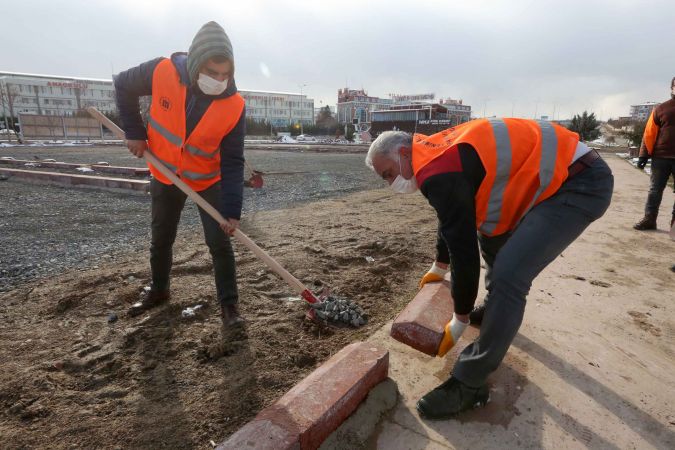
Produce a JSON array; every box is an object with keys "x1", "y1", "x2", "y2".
[
  {"x1": 482, "y1": 98, "x2": 490, "y2": 118},
  {"x1": 298, "y1": 83, "x2": 307, "y2": 135}
]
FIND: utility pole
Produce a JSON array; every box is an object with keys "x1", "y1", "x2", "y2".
[{"x1": 482, "y1": 98, "x2": 490, "y2": 118}]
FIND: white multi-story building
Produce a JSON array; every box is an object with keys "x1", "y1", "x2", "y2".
[
  {"x1": 0, "y1": 71, "x2": 116, "y2": 119},
  {"x1": 630, "y1": 102, "x2": 659, "y2": 121},
  {"x1": 0, "y1": 71, "x2": 315, "y2": 129},
  {"x1": 239, "y1": 90, "x2": 314, "y2": 127}
]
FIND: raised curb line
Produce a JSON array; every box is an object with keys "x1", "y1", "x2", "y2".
[
  {"x1": 0, "y1": 167, "x2": 149, "y2": 193},
  {"x1": 217, "y1": 341, "x2": 389, "y2": 450}
]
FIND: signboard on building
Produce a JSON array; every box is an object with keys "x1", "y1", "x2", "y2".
[
  {"x1": 390, "y1": 93, "x2": 435, "y2": 102},
  {"x1": 47, "y1": 81, "x2": 88, "y2": 89},
  {"x1": 417, "y1": 119, "x2": 453, "y2": 126}
]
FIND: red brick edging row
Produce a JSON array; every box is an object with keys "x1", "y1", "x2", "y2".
[
  {"x1": 217, "y1": 342, "x2": 388, "y2": 450},
  {"x1": 0, "y1": 168, "x2": 149, "y2": 192}
]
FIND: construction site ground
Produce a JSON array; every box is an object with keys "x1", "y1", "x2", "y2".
[{"x1": 0, "y1": 148, "x2": 673, "y2": 449}]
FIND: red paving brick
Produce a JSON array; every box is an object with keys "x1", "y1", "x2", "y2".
[
  {"x1": 390, "y1": 280, "x2": 454, "y2": 356},
  {"x1": 218, "y1": 342, "x2": 388, "y2": 450}
]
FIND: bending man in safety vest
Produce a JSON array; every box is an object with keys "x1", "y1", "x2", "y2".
[
  {"x1": 115, "y1": 21, "x2": 246, "y2": 327},
  {"x1": 366, "y1": 119, "x2": 614, "y2": 419}
]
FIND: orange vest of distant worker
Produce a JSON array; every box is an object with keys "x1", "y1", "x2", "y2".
[
  {"x1": 146, "y1": 58, "x2": 245, "y2": 191},
  {"x1": 412, "y1": 119, "x2": 580, "y2": 236}
]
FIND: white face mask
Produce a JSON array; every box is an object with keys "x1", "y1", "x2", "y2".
[
  {"x1": 390, "y1": 155, "x2": 418, "y2": 194},
  {"x1": 197, "y1": 73, "x2": 228, "y2": 96}
]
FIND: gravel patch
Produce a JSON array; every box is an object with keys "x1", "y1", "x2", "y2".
[{"x1": 0, "y1": 145, "x2": 383, "y2": 292}]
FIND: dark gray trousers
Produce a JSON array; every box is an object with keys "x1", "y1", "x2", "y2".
[
  {"x1": 149, "y1": 179, "x2": 238, "y2": 306},
  {"x1": 644, "y1": 157, "x2": 675, "y2": 219},
  {"x1": 453, "y1": 156, "x2": 614, "y2": 388}
]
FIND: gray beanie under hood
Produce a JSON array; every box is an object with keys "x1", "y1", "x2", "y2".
[{"x1": 187, "y1": 21, "x2": 233, "y2": 85}]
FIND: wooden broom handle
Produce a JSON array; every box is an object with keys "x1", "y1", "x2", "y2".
[{"x1": 87, "y1": 107, "x2": 308, "y2": 295}]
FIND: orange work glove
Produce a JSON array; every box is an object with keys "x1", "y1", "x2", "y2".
[
  {"x1": 437, "y1": 314, "x2": 469, "y2": 357},
  {"x1": 419, "y1": 262, "x2": 448, "y2": 289}
]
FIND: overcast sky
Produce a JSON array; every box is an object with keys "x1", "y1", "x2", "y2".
[{"x1": 4, "y1": 0, "x2": 674, "y2": 120}]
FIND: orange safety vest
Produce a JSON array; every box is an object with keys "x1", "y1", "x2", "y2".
[
  {"x1": 412, "y1": 119, "x2": 580, "y2": 236},
  {"x1": 146, "y1": 58, "x2": 245, "y2": 191}
]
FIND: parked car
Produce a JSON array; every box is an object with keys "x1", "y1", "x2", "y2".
[
  {"x1": 295, "y1": 134, "x2": 317, "y2": 142},
  {"x1": 277, "y1": 135, "x2": 297, "y2": 144}
]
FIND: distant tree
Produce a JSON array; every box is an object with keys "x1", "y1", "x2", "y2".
[
  {"x1": 567, "y1": 111, "x2": 601, "y2": 142},
  {"x1": 245, "y1": 117, "x2": 274, "y2": 136},
  {"x1": 344, "y1": 123, "x2": 355, "y2": 142},
  {"x1": 619, "y1": 120, "x2": 647, "y2": 147},
  {"x1": 316, "y1": 106, "x2": 337, "y2": 129},
  {"x1": 0, "y1": 83, "x2": 20, "y2": 134}
]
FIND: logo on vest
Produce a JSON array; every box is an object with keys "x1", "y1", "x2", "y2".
[{"x1": 159, "y1": 96, "x2": 172, "y2": 111}]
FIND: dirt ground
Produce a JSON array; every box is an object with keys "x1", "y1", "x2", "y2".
[
  {"x1": 0, "y1": 180, "x2": 434, "y2": 449},
  {"x1": 1, "y1": 151, "x2": 673, "y2": 449}
]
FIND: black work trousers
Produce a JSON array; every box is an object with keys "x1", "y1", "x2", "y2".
[
  {"x1": 644, "y1": 157, "x2": 675, "y2": 220},
  {"x1": 149, "y1": 179, "x2": 238, "y2": 306}
]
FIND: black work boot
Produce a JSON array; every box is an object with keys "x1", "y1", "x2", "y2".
[
  {"x1": 128, "y1": 287, "x2": 170, "y2": 317},
  {"x1": 633, "y1": 214, "x2": 657, "y2": 230},
  {"x1": 469, "y1": 304, "x2": 486, "y2": 326},
  {"x1": 221, "y1": 304, "x2": 244, "y2": 327},
  {"x1": 416, "y1": 377, "x2": 490, "y2": 420}
]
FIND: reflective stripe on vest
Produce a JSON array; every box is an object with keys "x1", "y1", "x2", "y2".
[
  {"x1": 520, "y1": 121, "x2": 558, "y2": 217},
  {"x1": 181, "y1": 168, "x2": 221, "y2": 180},
  {"x1": 158, "y1": 158, "x2": 178, "y2": 173},
  {"x1": 481, "y1": 119, "x2": 512, "y2": 235},
  {"x1": 148, "y1": 116, "x2": 182, "y2": 147},
  {"x1": 185, "y1": 144, "x2": 219, "y2": 158},
  {"x1": 148, "y1": 117, "x2": 220, "y2": 159}
]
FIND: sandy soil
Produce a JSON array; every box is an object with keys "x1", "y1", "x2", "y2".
[{"x1": 0, "y1": 183, "x2": 434, "y2": 449}]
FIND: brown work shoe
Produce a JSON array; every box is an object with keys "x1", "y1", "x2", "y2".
[
  {"x1": 633, "y1": 214, "x2": 657, "y2": 231},
  {"x1": 128, "y1": 287, "x2": 170, "y2": 317},
  {"x1": 221, "y1": 304, "x2": 244, "y2": 327}
]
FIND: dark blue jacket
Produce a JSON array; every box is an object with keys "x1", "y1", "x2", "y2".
[{"x1": 114, "y1": 52, "x2": 246, "y2": 220}]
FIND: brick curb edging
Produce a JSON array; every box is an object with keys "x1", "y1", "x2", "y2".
[
  {"x1": 0, "y1": 158, "x2": 150, "y2": 176},
  {"x1": 217, "y1": 342, "x2": 389, "y2": 450},
  {"x1": 390, "y1": 281, "x2": 454, "y2": 356},
  {"x1": 0, "y1": 167, "x2": 149, "y2": 193}
]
